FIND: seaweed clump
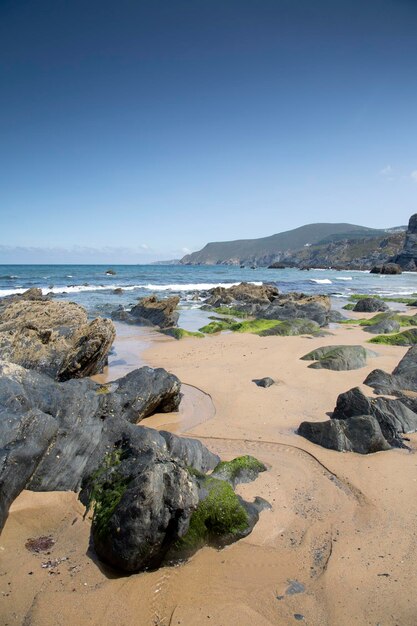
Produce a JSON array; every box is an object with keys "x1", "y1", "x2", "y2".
[
  {"x1": 368, "y1": 328, "x2": 417, "y2": 346},
  {"x1": 211, "y1": 455, "x2": 267, "y2": 487}
]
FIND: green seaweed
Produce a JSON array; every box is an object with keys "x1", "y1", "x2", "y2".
[
  {"x1": 199, "y1": 319, "x2": 236, "y2": 334},
  {"x1": 342, "y1": 303, "x2": 355, "y2": 311},
  {"x1": 231, "y1": 319, "x2": 282, "y2": 334},
  {"x1": 96, "y1": 385, "x2": 110, "y2": 394},
  {"x1": 212, "y1": 455, "x2": 266, "y2": 483},
  {"x1": 349, "y1": 294, "x2": 417, "y2": 305},
  {"x1": 162, "y1": 327, "x2": 204, "y2": 339},
  {"x1": 86, "y1": 450, "x2": 130, "y2": 539},
  {"x1": 368, "y1": 329, "x2": 417, "y2": 346},
  {"x1": 176, "y1": 476, "x2": 249, "y2": 552},
  {"x1": 210, "y1": 306, "x2": 249, "y2": 318}
]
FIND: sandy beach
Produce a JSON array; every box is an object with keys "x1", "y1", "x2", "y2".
[{"x1": 2, "y1": 318, "x2": 417, "y2": 625}]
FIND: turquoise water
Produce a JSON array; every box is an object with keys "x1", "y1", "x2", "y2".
[{"x1": 1, "y1": 264, "x2": 416, "y2": 318}]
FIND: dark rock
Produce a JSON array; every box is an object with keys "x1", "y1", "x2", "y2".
[
  {"x1": 298, "y1": 415, "x2": 391, "y2": 454},
  {"x1": 205, "y1": 282, "x2": 279, "y2": 307},
  {"x1": 113, "y1": 288, "x2": 124, "y2": 294},
  {"x1": 211, "y1": 455, "x2": 267, "y2": 487},
  {"x1": 267, "y1": 263, "x2": 287, "y2": 269},
  {"x1": 257, "y1": 293, "x2": 331, "y2": 327},
  {"x1": 370, "y1": 263, "x2": 402, "y2": 275},
  {"x1": 112, "y1": 295, "x2": 179, "y2": 328},
  {"x1": 362, "y1": 313, "x2": 401, "y2": 335},
  {"x1": 364, "y1": 344, "x2": 417, "y2": 395},
  {"x1": 328, "y1": 310, "x2": 348, "y2": 322},
  {"x1": 105, "y1": 269, "x2": 116, "y2": 275},
  {"x1": 0, "y1": 298, "x2": 115, "y2": 380},
  {"x1": 253, "y1": 377, "x2": 275, "y2": 387},
  {"x1": 393, "y1": 214, "x2": 417, "y2": 270},
  {"x1": 301, "y1": 345, "x2": 372, "y2": 371},
  {"x1": 353, "y1": 298, "x2": 389, "y2": 313}
]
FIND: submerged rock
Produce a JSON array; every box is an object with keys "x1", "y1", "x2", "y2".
[
  {"x1": 370, "y1": 263, "x2": 402, "y2": 275},
  {"x1": 0, "y1": 296, "x2": 115, "y2": 380}
]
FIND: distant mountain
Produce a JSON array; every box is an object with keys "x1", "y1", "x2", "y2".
[
  {"x1": 180, "y1": 222, "x2": 403, "y2": 268},
  {"x1": 151, "y1": 259, "x2": 181, "y2": 265}
]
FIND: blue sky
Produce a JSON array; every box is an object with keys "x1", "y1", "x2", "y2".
[{"x1": 1, "y1": 0, "x2": 417, "y2": 263}]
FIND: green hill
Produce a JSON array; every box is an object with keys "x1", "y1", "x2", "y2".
[{"x1": 180, "y1": 223, "x2": 388, "y2": 266}]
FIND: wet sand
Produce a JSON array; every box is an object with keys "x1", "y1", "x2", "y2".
[{"x1": 2, "y1": 317, "x2": 417, "y2": 625}]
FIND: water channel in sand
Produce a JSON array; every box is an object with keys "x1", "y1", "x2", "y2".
[{"x1": 90, "y1": 321, "x2": 216, "y2": 434}]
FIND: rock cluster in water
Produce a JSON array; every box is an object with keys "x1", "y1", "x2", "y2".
[{"x1": 393, "y1": 213, "x2": 417, "y2": 270}]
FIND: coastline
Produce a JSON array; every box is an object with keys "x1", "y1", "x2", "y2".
[{"x1": 3, "y1": 314, "x2": 417, "y2": 624}]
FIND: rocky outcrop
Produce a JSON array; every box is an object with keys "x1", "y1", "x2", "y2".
[
  {"x1": 364, "y1": 345, "x2": 417, "y2": 395},
  {"x1": 370, "y1": 263, "x2": 402, "y2": 274},
  {"x1": 298, "y1": 415, "x2": 391, "y2": 454},
  {"x1": 112, "y1": 295, "x2": 179, "y2": 328},
  {"x1": 362, "y1": 313, "x2": 401, "y2": 335},
  {"x1": 301, "y1": 345, "x2": 374, "y2": 371},
  {"x1": 0, "y1": 295, "x2": 115, "y2": 380},
  {"x1": 205, "y1": 282, "x2": 279, "y2": 307},
  {"x1": 0, "y1": 361, "x2": 266, "y2": 571},
  {"x1": 353, "y1": 298, "x2": 389, "y2": 313},
  {"x1": 393, "y1": 214, "x2": 417, "y2": 270}
]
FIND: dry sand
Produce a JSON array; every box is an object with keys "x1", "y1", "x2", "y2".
[{"x1": 2, "y1": 318, "x2": 417, "y2": 625}]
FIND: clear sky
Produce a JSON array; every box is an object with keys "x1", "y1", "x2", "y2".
[{"x1": 1, "y1": 0, "x2": 417, "y2": 263}]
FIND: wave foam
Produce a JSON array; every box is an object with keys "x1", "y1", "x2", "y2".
[{"x1": 309, "y1": 278, "x2": 332, "y2": 284}]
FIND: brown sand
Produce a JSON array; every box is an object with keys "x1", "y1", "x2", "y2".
[{"x1": 2, "y1": 319, "x2": 417, "y2": 625}]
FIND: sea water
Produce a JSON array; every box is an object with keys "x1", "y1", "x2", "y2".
[{"x1": 1, "y1": 264, "x2": 416, "y2": 322}]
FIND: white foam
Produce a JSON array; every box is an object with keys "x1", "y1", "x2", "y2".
[
  {"x1": 140, "y1": 282, "x2": 263, "y2": 291},
  {"x1": 335, "y1": 277, "x2": 353, "y2": 281},
  {"x1": 309, "y1": 278, "x2": 332, "y2": 284}
]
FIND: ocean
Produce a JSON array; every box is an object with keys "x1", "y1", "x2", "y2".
[{"x1": 1, "y1": 264, "x2": 417, "y2": 326}]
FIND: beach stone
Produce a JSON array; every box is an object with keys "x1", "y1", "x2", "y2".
[
  {"x1": 253, "y1": 377, "x2": 275, "y2": 387},
  {"x1": 112, "y1": 295, "x2": 179, "y2": 328},
  {"x1": 301, "y1": 345, "x2": 370, "y2": 371},
  {"x1": 205, "y1": 282, "x2": 279, "y2": 307},
  {"x1": 353, "y1": 298, "x2": 389, "y2": 313},
  {"x1": 298, "y1": 415, "x2": 391, "y2": 454},
  {"x1": 259, "y1": 318, "x2": 320, "y2": 336},
  {"x1": 0, "y1": 296, "x2": 115, "y2": 380},
  {"x1": 257, "y1": 293, "x2": 331, "y2": 327},
  {"x1": 328, "y1": 310, "x2": 348, "y2": 322}
]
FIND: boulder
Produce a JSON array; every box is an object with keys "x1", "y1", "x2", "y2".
[
  {"x1": 205, "y1": 282, "x2": 279, "y2": 307},
  {"x1": 301, "y1": 345, "x2": 372, "y2": 371},
  {"x1": 370, "y1": 263, "x2": 402, "y2": 275},
  {"x1": 364, "y1": 344, "x2": 417, "y2": 395},
  {"x1": 259, "y1": 318, "x2": 320, "y2": 336},
  {"x1": 0, "y1": 297, "x2": 115, "y2": 380},
  {"x1": 353, "y1": 298, "x2": 389, "y2": 313},
  {"x1": 362, "y1": 313, "x2": 401, "y2": 335},
  {"x1": 298, "y1": 416, "x2": 391, "y2": 454},
  {"x1": 112, "y1": 295, "x2": 179, "y2": 328},
  {"x1": 249, "y1": 294, "x2": 331, "y2": 327}
]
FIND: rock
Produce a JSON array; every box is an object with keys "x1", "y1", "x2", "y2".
[
  {"x1": 353, "y1": 298, "x2": 389, "y2": 313},
  {"x1": 368, "y1": 328, "x2": 417, "y2": 346},
  {"x1": 328, "y1": 310, "x2": 348, "y2": 322},
  {"x1": 259, "y1": 318, "x2": 320, "y2": 336},
  {"x1": 211, "y1": 455, "x2": 267, "y2": 487},
  {"x1": 301, "y1": 345, "x2": 372, "y2": 371},
  {"x1": 332, "y1": 386, "x2": 417, "y2": 447},
  {"x1": 298, "y1": 415, "x2": 391, "y2": 454},
  {"x1": 257, "y1": 293, "x2": 331, "y2": 327},
  {"x1": 113, "y1": 288, "x2": 124, "y2": 294},
  {"x1": 362, "y1": 313, "x2": 401, "y2": 335},
  {"x1": 393, "y1": 214, "x2": 417, "y2": 270},
  {"x1": 253, "y1": 377, "x2": 275, "y2": 387},
  {"x1": 267, "y1": 263, "x2": 287, "y2": 269},
  {"x1": 205, "y1": 282, "x2": 279, "y2": 307},
  {"x1": 364, "y1": 345, "x2": 417, "y2": 395},
  {"x1": 0, "y1": 297, "x2": 115, "y2": 380},
  {"x1": 105, "y1": 269, "x2": 116, "y2": 275},
  {"x1": 370, "y1": 263, "x2": 402, "y2": 275},
  {"x1": 112, "y1": 295, "x2": 179, "y2": 328}
]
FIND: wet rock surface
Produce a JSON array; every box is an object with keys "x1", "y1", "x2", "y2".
[
  {"x1": 353, "y1": 298, "x2": 389, "y2": 313},
  {"x1": 393, "y1": 213, "x2": 417, "y2": 270}
]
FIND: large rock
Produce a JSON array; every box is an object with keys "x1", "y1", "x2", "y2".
[
  {"x1": 205, "y1": 282, "x2": 279, "y2": 307},
  {"x1": 112, "y1": 295, "x2": 179, "y2": 328},
  {"x1": 239, "y1": 293, "x2": 331, "y2": 327},
  {"x1": 301, "y1": 345, "x2": 372, "y2": 371},
  {"x1": 370, "y1": 263, "x2": 402, "y2": 275},
  {"x1": 393, "y1": 214, "x2": 417, "y2": 270},
  {"x1": 353, "y1": 298, "x2": 389, "y2": 313},
  {"x1": 364, "y1": 344, "x2": 417, "y2": 395},
  {"x1": 298, "y1": 415, "x2": 391, "y2": 454},
  {"x1": 0, "y1": 295, "x2": 115, "y2": 380},
  {"x1": 362, "y1": 312, "x2": 401, "y2": 335}
]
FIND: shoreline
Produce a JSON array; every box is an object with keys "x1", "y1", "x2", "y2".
[{"x1": 2, "y1": 313, "x2": 417, "y2": 624}]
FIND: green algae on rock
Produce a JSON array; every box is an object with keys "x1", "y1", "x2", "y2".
[
  {"x1": 368, "y1": 328, "x2": 417, "y2": 346},
  {"x1": 211, "y1": 455, "x2": 267, "y2": 487},
  {"x1": 161, "y1": 327, "x2": 204, "y2": 339}
]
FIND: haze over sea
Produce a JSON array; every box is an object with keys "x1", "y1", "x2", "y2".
[{"x1": 1, "y1": 264, "x2": 416, "y2": 325}]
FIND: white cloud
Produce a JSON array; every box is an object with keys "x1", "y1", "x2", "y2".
[
  {"x1": 379, "y1": 165, "x2": 392, "y2": 176},
  {"x1": 411, "y1": 170, "x2": 417, "y2": 183},
  {"x1": 139, "y1": 243, "x2": 150, "y2": 250}
]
